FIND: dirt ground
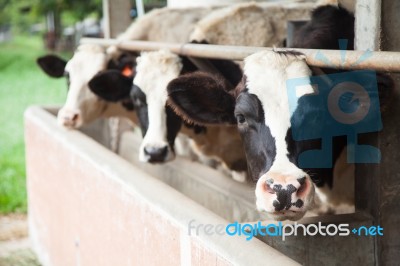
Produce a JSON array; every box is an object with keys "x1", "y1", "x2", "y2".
[{"x1": 0, "y1": 214, "x2": 41, "y2": 266}]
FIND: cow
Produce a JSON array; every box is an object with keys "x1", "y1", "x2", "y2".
[
  {"x1": 165, "y1": 5, "x2": 394, "y2": 220},
  {"x1": 36, "y1": 7, "x2": 215, "y2": 129},
  {"x1": 189, "y1": 1, "x2": 313, "y2": 47},
  {"x1": 36, "y1": 44, "x2": 138, "y2": 128},
  {"x1": 88, "y1": 49, "x2": 249, "y2": 182},
  {"x1": 167, "y1": 51, "x2": 318, "y2": 220}
]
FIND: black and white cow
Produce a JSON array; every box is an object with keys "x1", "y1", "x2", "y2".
[
  {"x1": 168, "y1": 51, "x2": 319, "y2": 220},
  {"x1": 88, "y1": 49, "x2": 248, "y2": 181},
  {"x1": 36, "y1": 44, "x2": 138, "y2": 128},
  {"x1": 166, "y1": 5, "x2": 394, "y2": 220}
]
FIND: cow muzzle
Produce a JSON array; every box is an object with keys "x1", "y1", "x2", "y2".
[
  {"x1": 139, "y1": 143, "x2": 175, "y2": 163},
  {"x1": 255, "y1": 172, "x2": 315, "y2": 221},
  {"x1": 57, "y1": 108, "x2": 82, "y2": 128}
]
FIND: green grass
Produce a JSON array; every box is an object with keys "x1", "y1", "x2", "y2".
[{"x1": 0, "y1": 35, "x2": 71, "y2": 213}]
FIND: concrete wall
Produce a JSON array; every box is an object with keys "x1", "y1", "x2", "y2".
[
  {"x1": 25, "y1": 106, "x2": 381, "y2": 265},
  {"x1": 25, "y1": 106, "x2": 297, "y2": 266}
]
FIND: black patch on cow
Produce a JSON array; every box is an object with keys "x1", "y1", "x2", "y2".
[
  {"x1": 130, "y1": 84, "x2": 183, "y2": 144},
  {"x1": 190, "y1": 40, "x2": 243, "y2": 87},
  {"x1": 130, "y1": 84, "x2": 149, "y2": 136},
  {"x1": 286, "y1": 88, "x2": 348, "y2": 189},
  {"x1": 292, "y1": 5, "x2": 354, "y2": 51},
  {"x1": 168, "y1": 71, "x2": 237, "y2": 125},
  {"x1": 166, "y1": 105, "x2": 183, "y2": 149},
  {"x1": 285, "y1": 6, "x2": 356, "y2": 187},
  {"x1": 284, "y1": 71, "x2": 394, "y2": 188},
  {"x1": 179, "y1": 56, "x2": 199, "y2": 75},
  {"x1": 37, "y1": 54, "x2": 67, "y2": 78},
  {"x1": 234, "y1": 92, "x2": 276, "y2": 181},
  {"x1": 272, "y1": 184, "x2": 304, "y2": 211},
  {"x1": 89, "y1": 70, "x2": 133, "y2": 102},
  {"x1": 64, "y1": 72, "x2": 70, "y2": 90}
]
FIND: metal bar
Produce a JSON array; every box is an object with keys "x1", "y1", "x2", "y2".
[{"x1": 81, "y1": 38, "x2": 400, "y2": 72}]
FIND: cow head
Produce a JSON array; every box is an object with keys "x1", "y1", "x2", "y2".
[
  {"x1": 89, "y1": 50, "x2": 185, "y2": 163},
  {"x1": 167, "y1": 51, "x2": 318, "y2": 221},
  {"x1": 131, "y1": 50, "x2": 184, "y2": 163},
  {"x1": 37, "y1": 44, "x2": 136, "y2": 128}
]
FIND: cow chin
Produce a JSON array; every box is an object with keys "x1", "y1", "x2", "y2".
[
  {"x1": 255, "y1": 172, "x2": 315, "y2": 221},
  {"x1": 264, "y1": 209, "x2": 308, "y2": 222},
  {"x1": 57, "y1": 108, "x2": 83, "y2": 129}
]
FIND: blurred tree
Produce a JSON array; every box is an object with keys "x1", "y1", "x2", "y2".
[
  {"x1": 30, "y1": 0, "x2": 103, "y2": 49},
  {"x1": 64, "y1": 0, "x2": 103, "y2": 20},
  {"x1": 0, "y1": 0, "x2": 103, "y2": 49}
]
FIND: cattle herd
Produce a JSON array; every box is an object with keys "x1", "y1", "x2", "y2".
[{"x1": 36, "y1": 1, "x2": 394, "y2": 221}]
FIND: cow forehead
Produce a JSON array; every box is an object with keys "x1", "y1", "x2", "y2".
[
  {"x1": 132, "y1": 50, "x2": 183, "y2": 141},
  {"x1": 243, "y1": 51, "x2": 314, "y2": 169},
  {"x1": 133, "y1": 50, "x2": 183, "y2": 104},
  {"x1": 65, "y1": 44, "x2": 108, "y2": 80},
  {"x1": 243, "y1": 51, "x2": 314, "y2": 124}
]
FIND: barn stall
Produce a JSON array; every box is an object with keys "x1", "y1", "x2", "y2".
[{"x1": 25, "y1": 0, "x2": 400, "y2": 265}]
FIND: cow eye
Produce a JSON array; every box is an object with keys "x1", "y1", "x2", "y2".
[{"x1": 236, "y1": 114, "x2": 246, "y2": 124}]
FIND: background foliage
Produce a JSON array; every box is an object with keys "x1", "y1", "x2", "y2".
[
  {"x1": 0, "y1": 35, "x2": 69, "y2": 213},
  {"x1": 0, "y1": 0, "x2": 167, "y2": 214},
  {"x1": 0, "y1": 0, "x2": 103, "y2": 30}
]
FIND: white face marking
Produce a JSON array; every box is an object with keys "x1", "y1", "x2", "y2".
[
  {"x1": 244, "y1": 51, "x2": 315, "y2": 175},
  {"x1": 133, "y1": 50, "x2": 183, "y2": 162},
  {"x1": 59, "y1": 44, "x2": 108, "y2": 128},
  {"x1": 243, "y1": 51, "x2": 317, "y2": 219}
]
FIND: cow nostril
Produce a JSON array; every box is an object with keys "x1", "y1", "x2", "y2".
[
  {"x1": 296, "y1": 176, "x2": 309, "y2": 198},
  {"x1": 264, "y1": 182, "x2": 275, "y2": 194},
  {"x1": 297, "y1": 176, "x2": 306, "y2": 185},
  {"x1": 71, "y1": 114, "x2": 79, "y2": 122}
]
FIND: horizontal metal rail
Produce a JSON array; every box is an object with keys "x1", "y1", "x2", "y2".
[{"x1": 81, "y1": 38, "x2": 400, "y2": 72}]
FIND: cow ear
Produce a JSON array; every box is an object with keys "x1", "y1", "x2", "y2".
[
  {"x1": 167, "y1": 71, "x2": 236, "y2": 125},
  {"x1": 36, "y1": 55, "x2": 67, "y2": 78},
  {"x1": 88, "y1": 70, "x2": 133, "y2": 102}
]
